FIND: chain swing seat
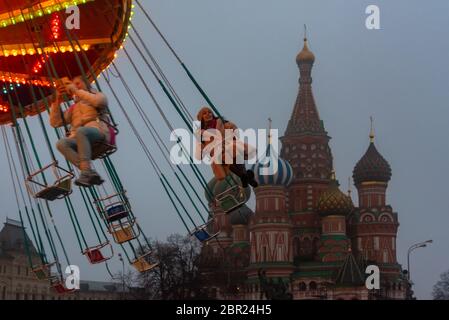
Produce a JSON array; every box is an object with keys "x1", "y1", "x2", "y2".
[
  {"x1": 215, "y1": 185, "x2": 247, "y2": 214},
  {"x1": 26, "y1": 161, "x2": 74, "y2": 201},
  {"x1": 83, "y1": 241, "x2": 113, "y2": 264},
  {"x1": 191, "y1": 220, "x2": 219, "y2": 243},
  {"x1": 95, "y1": 193, "x2": 139, "y2": 244},
  {"x1": 131, "y1": 250, "x2": 159, "y2": 273},
  {"x1": 32, "y1": 262, "x2": 57, "y2": 281},
  {"x1": 50, "y1": 277, "x2": 76, "y2": 295}
]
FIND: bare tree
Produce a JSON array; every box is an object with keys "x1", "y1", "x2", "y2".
[
  {"x1": 433, "y1": 270, "x2": 449, "y2": 300},
  {"x1": 138, "y1": 234, "x2": 202, "y2": 300}
]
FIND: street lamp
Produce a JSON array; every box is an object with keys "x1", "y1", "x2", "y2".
[
  {"x1": 118, "y1": 253, "x2": 125, "y2": 299},
  {"x1": 407, "y1": 240, "x2": 433, "y2": 281}
]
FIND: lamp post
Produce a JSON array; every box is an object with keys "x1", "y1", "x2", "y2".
[
  {"x1": 118, "y1": 253, "x2": 125, "y2": 300},
  {"x1": 407, "y1": 240, "x2": 433, "y2": 282}
]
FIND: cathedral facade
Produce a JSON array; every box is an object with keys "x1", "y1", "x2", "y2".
[{"x1": 199, "y1": 38, "x2": 409, "y2": 300}]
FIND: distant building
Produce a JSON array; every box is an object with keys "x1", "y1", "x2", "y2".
[
  {"x1": 199, "y1": 37, "x2": 409, "y2": 300},
  {"x1": 0, "y1": 218, "x2": 126, "y2": 300}
]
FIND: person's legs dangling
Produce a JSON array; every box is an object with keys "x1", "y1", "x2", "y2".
[
  {"x1": 229, "y1": 164, "x2": 258, "y2": 188},
  {"x1": 74, "y1": 127, "x2": 106, "y2": 187},
  {"x1": 56, "y1": 138, "x2": 80, "y2": 168}
]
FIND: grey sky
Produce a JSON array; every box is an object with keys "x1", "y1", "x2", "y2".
[{"x1": 0, "y1": 0, "x2": 448, "y2": 299}]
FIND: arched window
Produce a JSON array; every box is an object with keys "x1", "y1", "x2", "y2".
[
  {"x1": 302, "y1": 238, "x2": 312, "y2": 256},
  {"x1": 298, "y1": 282, "x2": 307, "y2": 291},
  {"x1": 309, "y1": 281, "x2": 317, "y2": 291}
]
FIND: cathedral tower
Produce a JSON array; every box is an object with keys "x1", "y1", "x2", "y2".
[
  {"x1": 281, "y1": 37, "x2": 333, "y2": 262},
  {"x1": 248, "y1": 138, "x2": 294, "y2": 282},
  {"x1": 349, "y1": 123, "x2": 405, "y2": 298}
]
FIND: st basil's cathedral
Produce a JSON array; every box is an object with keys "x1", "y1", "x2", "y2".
[{"x1": 198, "y1": 37, "x2": 409, "y2": 300}]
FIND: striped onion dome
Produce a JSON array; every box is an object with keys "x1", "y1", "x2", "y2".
[{"x1": 252, "y1": 144, "x2": 294, "y2": 187}]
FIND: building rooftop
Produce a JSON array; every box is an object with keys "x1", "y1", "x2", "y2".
[{"x1": 0, "y1": 218, "x2": 38, "y2": 255}]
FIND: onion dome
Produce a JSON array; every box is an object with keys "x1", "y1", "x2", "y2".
[
  {"x1": 296, "y1": 38, "x2": 315, "y2": 64},
  {"x1": 353, "y1": 125, "x2": 392, "y2": 185},
  {"x1": 317, "y1": 173, "x2": 354, "y2": 216},
  {"x1": 252, "y1": 143, "x2": 294, "y2": 187},
  {"x1": 229, "y1": 204, "x2": 253, "y2": 225}
]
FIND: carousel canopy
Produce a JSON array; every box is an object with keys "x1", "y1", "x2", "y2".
[{"x1": 0, "y1": 0, "x2": 132, "y2": 125}]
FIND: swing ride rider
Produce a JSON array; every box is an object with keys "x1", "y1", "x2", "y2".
[
  {"x1": 196, "y1": 106, "x2": 258, "y2": 188},
  {"x1": 50, "y1": 76, "x2": 111, "y2": 187}
]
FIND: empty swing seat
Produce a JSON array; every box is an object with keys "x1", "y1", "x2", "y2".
[
  {"x1": 83, "y1": 242, "x2": 113, "y2": 264},
  {"x1": 51, "y1": 279, "x2": 75, "y2": 295},
  {"x1": 34, "y1": 178, "x2": 72, "y2": 201},
  {"x1": 106, "y1": 204, "x2": 129, "y2": 222},
  {"x1": 215, "y1": 185, "x2": 247, "y2": 213},
  {"x1": 111, "y1": 225, "x2": 137, "y2": 244},
  {"x1": 86, "y1": 249, "x2": 105, "y2": 264},
  {"x1": 26, "y1": 162, "x2": 74, "y2": 201},
  {"x1": 131, "y1": 253, "x2": 159, "y2": 273},
  {"x1": 32, "y1": 264, "x2": 54, "y2": 281},
  {"x1": 191, "y1": 222, "x2": 219, "y2": 243}
]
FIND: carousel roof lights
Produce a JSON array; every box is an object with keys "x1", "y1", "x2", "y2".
[
  {"x1": 0, "y1": 0, "x2": 93, "y2": 29},
  {"x1": 0, "y1": 44, "x2": 90, "y2": 57}
]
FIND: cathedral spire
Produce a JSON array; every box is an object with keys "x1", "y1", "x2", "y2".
[
  {"x1": 268, "y1": 117, "x2": 273, "y2": 145},
  {"x1": 285, "y1": 30, "x2": 325, "y2": 136},
  {"x1": 369, "y1": 116, "x2": 375, "y2": 143}
]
